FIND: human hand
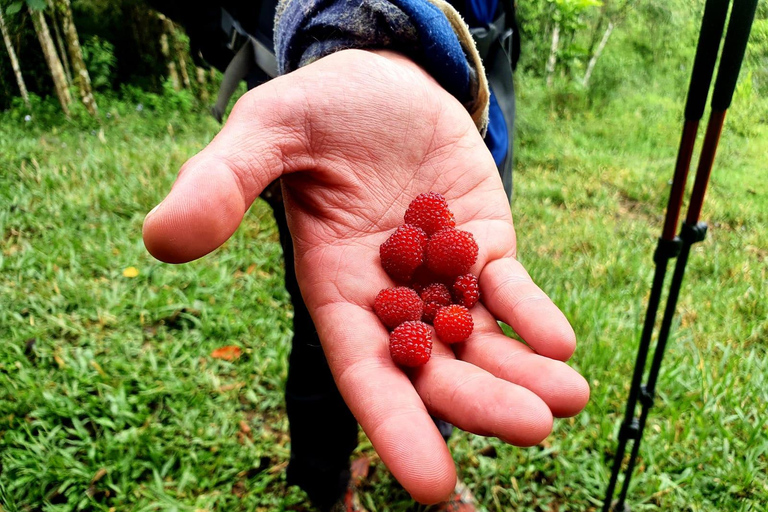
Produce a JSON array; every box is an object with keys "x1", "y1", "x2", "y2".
[{"x1": 143, "y1": 50, "x2": 589, "y2": 504}]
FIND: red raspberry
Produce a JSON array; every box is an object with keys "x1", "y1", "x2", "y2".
[
  {"x1": 404, "y1": 192, "x2": 456, "y2": 236},
  {"x1": 374, "y1": 287, "x2": 424, "y2": 330},
  {"x1": 426, "y1": 228, "x2": 478, "y2": 278},
  {"x1": 433, "y1": 305, "x2": 474, "y2": 344},
  {"x1": 389, "y1": 321, "x2": 432, "y2": 367},
  {"x1": 380, "y1": 225, "x2": 427, "y2": 283},
  {"x1": 452, "y1": 273, "x2": 480, "y2": 309},
  {"x1": 419, "y1": 283, "x2": 452, "y2": 323}
]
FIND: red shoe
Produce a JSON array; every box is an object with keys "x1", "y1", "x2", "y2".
[{"x1": 430, "y1": 480, "x2": 477, "y2": 512}]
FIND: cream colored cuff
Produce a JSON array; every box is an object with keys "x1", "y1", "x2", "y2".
[{"x1": 425, "y1": 0, "x2": 490, "y2": 135}]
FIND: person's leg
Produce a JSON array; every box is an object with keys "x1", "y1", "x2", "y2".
[{"x1": 263, "y1": 187, "x2": 359, "y2": 511}]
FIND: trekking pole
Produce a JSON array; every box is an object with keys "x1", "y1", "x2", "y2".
[{"x1": 603, "y1": 0, "x2": 758, "y2": 510}]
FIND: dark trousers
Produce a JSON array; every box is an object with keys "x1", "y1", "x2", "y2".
[{"x1": 262, "y1": 191, "x2": 358, "y2": 510}]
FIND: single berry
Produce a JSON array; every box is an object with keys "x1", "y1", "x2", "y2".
[
  {"x1": 404, "y1": 192, "x2": 456, "y2": 236},
  {"x1": 389, "y1": 321, "x2": 432, "y2": 367},
  {"x1": 374, "y1": 287, "x2": 424, "y2": 329},
  {"x1": 380, "y1": 224, "x2": 428, "y2": 283},
  {"x1": 433, "y1": 304, "x2": 474, "y2": 344},
  {"x1": 420, "y1": 283, "x2": 453, "y2": 323},
  {"x1": 452, "y1": 273, "x2": 480, "y2": 309},
  {"x1": 426, "y1": 228, "x2": 479, "y2": 278}
]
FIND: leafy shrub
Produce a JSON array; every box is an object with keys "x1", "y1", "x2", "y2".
[{"x1": 82, "y1": 36, "x2": 117, "y2": 91}]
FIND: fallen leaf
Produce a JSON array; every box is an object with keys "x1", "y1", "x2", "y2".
[
  {"x1": 123, "y1": 267, "x2": 139, "y2": 278},
  {"x1": 268, "y1": 461, "x2": 288, "y2": 474},
  {"x1": 218, "y1": 382, "x2": 245, "y2": 392},
  {"x1": 211, "y1": 346, "x2": 241, "y2": 361},
  {"x1": 90, "y1": 360, "x2": 106, "y2": 377},
  {"x1": 91, "y1": 468, "x2": 108, "y2": 483}
]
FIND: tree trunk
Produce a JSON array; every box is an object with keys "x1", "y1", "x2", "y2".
[
  {"x1": 196, "y1": 66, "x2": 209, "y2": 103},
  {"x1": 582, "y1": 22, "x2": 615, "y2": 88},
  {"x1": 30, "y1": 6, "x2": 71, "y2": 115},
  {"x1": 546, "y1": 23, "x2": 560, "y2": 88},
  {"x1": 0, "y1": 7, "x2": 31, "y2": 108},
  {"x1": 586, "y1": 2, "x2": 609, "y2": 59},
  {"x1": 158, "y1": 13, "x2": 180, "y2": 90},
  {"x1": 163, "y1": 16, "x2": 191, "y2": 89},
  {"x1": 47, "y1": 0, "x2": 73, "y2": 85},
  {"x1": 56, "y1": 0, "x2": 98, "y2": 116}
]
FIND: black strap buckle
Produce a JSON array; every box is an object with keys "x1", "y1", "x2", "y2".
[
  {"x1": 221, "y1": 8, "x2": 248, "y2": 51},
  {"x1": 227, "y1": 28, "x2": 247, "y2": 52},
  {"x1": 469, "y1": 13, "x2": 514, "y2": 67}
]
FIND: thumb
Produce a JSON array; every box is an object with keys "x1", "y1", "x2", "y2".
[{"x1": 142, "y1": 82, "x2": 312, "y2": 263}]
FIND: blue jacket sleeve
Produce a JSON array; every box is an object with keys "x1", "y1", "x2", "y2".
[{"x1": 274, "y1": 0, "x2": 489, "y2": 132}]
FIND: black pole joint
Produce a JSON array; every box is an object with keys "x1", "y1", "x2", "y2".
[
  {"x1": 653, "y1": 237, "x2": 683, "y2": 263},
  {"x1": 619, "y1": 418, "x2": 641, "y2": 441},
  {"x1": 639, "y1": 385, "x2": 654, "y2": 408},
  {"x1": 680, "y1": 222, "x2": 708, "y2": 244}
]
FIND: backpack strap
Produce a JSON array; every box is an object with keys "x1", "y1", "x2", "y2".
[
  {"x1": 212, "y1": 7, "x2": 279, "y2": 122},
  {"x1": 469, "y1": 9, "x2": 516, "y2": 198},
  {"x1": 220, "y1": 8, "x2": 278, "y2": 77}
]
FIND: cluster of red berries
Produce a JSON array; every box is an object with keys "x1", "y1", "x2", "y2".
[{"x1": 374, "y1": 192, "x2": 481, "y2": 367}]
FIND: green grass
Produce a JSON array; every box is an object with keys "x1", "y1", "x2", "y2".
[{"x1": 1, "y1": 85, "x2": 766, "y2": 511}]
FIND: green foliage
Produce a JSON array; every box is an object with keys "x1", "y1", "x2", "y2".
[
  {"x1": 5, "y1": 0, "x2": 46, "y2": 13},
  {"x1": 746, "y1": 5, "x2": 768, "y2": 96},
  {"x1": 4, "y1": 2, "x2": 22, "y2": 14},
  {"x1": 517, "y1": 0, "x2": 604, "y2": 78},
  {"x1": 81, "y1": 36, "x2": 117, "y2": 91}
]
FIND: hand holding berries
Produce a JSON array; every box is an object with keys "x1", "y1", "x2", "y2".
[{"x1": 142, "y1": 50, "x2": 588, "y2": 505}]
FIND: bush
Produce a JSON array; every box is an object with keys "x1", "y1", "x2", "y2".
[{"x1": 82, "y1": 36, "x2": 117, "y2": 91}]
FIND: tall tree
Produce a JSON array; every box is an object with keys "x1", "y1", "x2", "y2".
[
  {"x1": 582, "y1": 0, "x2": 633, "y2": 88},
  {"x1": 582, "y1": 21, "x2": 614, "y2": 87},
  {"x1": 0, "y1": 5, "x2": 30, "y2": 108},
  {"x1": 161, "y1": 14, "x2": 191, "y2": 89},
  {"x1": 47, "y1": 0, "x2": 73, "y2": 85},
  {"x1": 158, "y1": 13, "x2": 180, "y2": 90},
  {"x1": 546, "y1": 23, "x2": 560, "y2": 87},
  {"x1": 29, "y1": 4, "x2": 71, "y2": 115},
  {"x1": 54, "y1": 0, "x2": 97, "y2": 115}
]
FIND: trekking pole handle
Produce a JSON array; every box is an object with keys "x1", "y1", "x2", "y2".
[
  {"x1": 684, "y1": 0, "x2": 731, "y2": 121},
  {"x1": 711, "y1": 0, "x2": 759, "y2": 111}
]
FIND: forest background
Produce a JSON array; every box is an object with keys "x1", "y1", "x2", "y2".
[{"x1": 1, "y1": 0, "x2": 767, "y2": 511}]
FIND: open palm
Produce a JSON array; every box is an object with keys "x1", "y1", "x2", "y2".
[{"x1": 143, "y1": 50, "x2": 589, "y2": 504}]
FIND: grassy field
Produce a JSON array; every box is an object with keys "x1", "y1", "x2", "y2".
[{"x1": 1, "y1": 82, "x2": 766, "y2": 512}]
